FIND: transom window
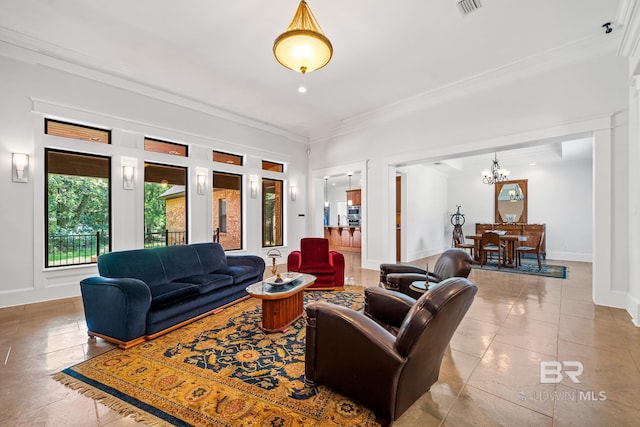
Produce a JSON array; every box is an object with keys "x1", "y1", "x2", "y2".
[
  {"x1": 45, "y1": 119, "x2": 111, "y2": 144},
  {"x1": 262, "y1": 160, "x2": 284, "y2": 173},
  {"x1": 144, "y1": 137, "x2": 188, "y2": 157},
  {"x1": 213, "y1": 150, "x2": 243, "y2": 166}
]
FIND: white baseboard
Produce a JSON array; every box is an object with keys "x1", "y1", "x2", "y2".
[
  {"x1": 0, "y1": 285, "x2": 81, "y2": 309},
  {"x1": 545, "y1": 251, "x2": 592, "y2": 262},
  {"x1": 626, "y1": 294, "x2": 640, "y2": 327}
]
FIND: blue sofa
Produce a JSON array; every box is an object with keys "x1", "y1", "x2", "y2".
[{"x1": 80, "y1": 242, "x2": 265, "y2": 348}]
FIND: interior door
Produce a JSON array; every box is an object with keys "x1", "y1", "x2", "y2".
[{"x1": 396, "y1": 175, "x2": 401, "y2": 262}]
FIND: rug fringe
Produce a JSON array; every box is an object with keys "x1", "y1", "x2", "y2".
[{"x1": 51, "y1": 372, "x2": 170, "y2": 426}]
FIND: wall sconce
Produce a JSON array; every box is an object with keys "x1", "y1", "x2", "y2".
[
  {"x1": 12, "y1": 153, "x2": 29, "y2": 183},
  {"x1": 197, "y1": 174, "x2": 206, "y2": 195},
  {"x1": 250, "y1": 178, "x2": 259, "y2": 199},
  {"x1": 122, "y1": 165, "x2": 135, "y2": 190},
  {"x1": 290, "y1": 185, "x2": 297, "y2": 201}
]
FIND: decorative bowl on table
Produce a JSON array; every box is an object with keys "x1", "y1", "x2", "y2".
[{"x1": 264, "y1": 272, "x2": 301, "y2": 286}]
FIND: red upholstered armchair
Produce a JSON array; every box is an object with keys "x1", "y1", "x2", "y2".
[{"x1": 287, "y1": 238, "x2": 345, "y2": 290}]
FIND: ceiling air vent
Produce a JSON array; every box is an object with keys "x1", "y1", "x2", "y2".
[{"x1": 457, "y1": 0, "x2": 482, "y2": 15}]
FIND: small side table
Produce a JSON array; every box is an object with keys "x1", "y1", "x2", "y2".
[{"x1": 409, "y1": 280, "x2": 429, "y2": 294}]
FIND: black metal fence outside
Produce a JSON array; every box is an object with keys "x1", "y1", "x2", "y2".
[
  {"x1": 144, "y1": 230, "x2": 186, "y2": 248},
  {"x1": 47, "y1": 231, "x2": 110, "y2": 267},
  {"x1": 46, "y1": 230, "x2": 187, "y2": 267}
]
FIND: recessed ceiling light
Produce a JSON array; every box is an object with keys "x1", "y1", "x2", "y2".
[
  {"x1": 298, "y1": 86, "x2": 307, "y2": 93},
  {"x1": 529, "y1": 163, "x2": 536, "y2": 166}
]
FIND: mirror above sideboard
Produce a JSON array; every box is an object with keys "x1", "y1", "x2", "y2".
[{"x1": 495, "y1": 179, "x2": 528, "y2": 223}]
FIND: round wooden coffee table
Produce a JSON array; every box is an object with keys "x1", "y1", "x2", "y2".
[{"x1": 246, "y1": 273, "x2": 316, "y2": 333}]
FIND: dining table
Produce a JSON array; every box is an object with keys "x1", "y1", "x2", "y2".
[{"x1": 466, "y1": 233, "x2": 528, "y2": 268}]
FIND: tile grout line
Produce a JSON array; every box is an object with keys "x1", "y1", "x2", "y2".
[{"x1": 440, "y1": 276, "x2": 529, "y2": 425}]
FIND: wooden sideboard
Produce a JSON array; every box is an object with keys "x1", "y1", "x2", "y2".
[{"x1": 475, "y1": 223, "x2": 546, "y2": 259}]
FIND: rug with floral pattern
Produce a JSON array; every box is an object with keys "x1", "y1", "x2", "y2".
[{"x1": 53, "y1": 287, "x2": 382, "y2": 426}]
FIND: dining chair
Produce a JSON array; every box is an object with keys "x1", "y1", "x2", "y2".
[
  {"x1": 452, "y1": 229, "x2": 474, "y2": 258},
  {"x1": 515, "y1": 231, "x2": 545, "y2": 270},
  {"x1": 480, "y1": 231, "x2": 505, "y2": 268}
]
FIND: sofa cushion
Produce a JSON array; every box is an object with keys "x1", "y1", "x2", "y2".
[
  {"x1": 149, "y1": 282, "x2": 199, "y2": 309},
  {"x1": 98, "y1": 249, "x2": 166, "y2": 287},
  {"x1": 174, "y1": 274, "x2": 234, "y2": 294},
  {"x1": 157, "y1": 245, "x2": 203, "y2": 282},
  {"x1": 216, "y1": 265, "x2": 260, "y2": 284},
  {"x1": 192, "y1": 242, "x2": 228, "y2": 273}
]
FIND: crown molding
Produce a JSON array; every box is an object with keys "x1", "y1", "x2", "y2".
[
  {"x1": 0, "y1": 22, "x2": 624, "y2": 147},
  {"x1": 29, "y1": 98, "x2": 296, "y2": 161},
  {"x1": 0, "y1": 27, "x2": 308, "y2": 145},
  {"x1": 309, "y1": 34, "x2": 620, "y2": 144},
  {"x1": 617, "y1": 0, "x2": 640, "y2": 58}
]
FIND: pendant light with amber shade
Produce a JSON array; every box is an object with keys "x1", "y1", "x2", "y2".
[{"x1": 273, "y1": 0, "x2": 333, "y2": 74}]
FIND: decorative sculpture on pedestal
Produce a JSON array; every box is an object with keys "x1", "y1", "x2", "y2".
[
  {"x1": 266, "y1": 248, "x2": 282, "y2": 277},
  {"x1": 451, "y1": 205, "x2": 466, "y2": 247}
]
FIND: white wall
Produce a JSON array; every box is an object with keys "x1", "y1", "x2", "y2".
[
  {"x1": 0, "y1": 48, "x2": 309, "y2": 308},
  {"x1": 397, "y1": 164, "x2": 448, "y2": 261},
  {"x1": 309, "y1": 45, "x2": 635, "y2": 320}
]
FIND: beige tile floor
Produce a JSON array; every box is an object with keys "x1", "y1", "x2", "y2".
[{"x1": 1, "y1": 253, "x2": 639, "y2": 426}]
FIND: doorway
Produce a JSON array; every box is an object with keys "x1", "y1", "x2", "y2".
[{"x1": 396, "y1": 175, "x2": 401, "y2": 262}]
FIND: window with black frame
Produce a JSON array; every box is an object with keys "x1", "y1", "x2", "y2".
[
  {"x1": 213, "y1": 172, "x2": 242, "y2": 250},
  {"x1": 144, "y1": 163, "x2": 187, "y2": 247},
  {"x1": 262, "y1": 178, "x2": 283, "y2": 247},
  {"x1": 45, "y1": 149, "x2": 111, "y2": 267}
]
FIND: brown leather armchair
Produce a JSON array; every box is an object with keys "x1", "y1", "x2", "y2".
[
  {"x1": 304, "y1": 278, "x2": 477, "y2": 423},
  {"x1": 379, "y1": 248, "x2": 473, "y2": 299}
]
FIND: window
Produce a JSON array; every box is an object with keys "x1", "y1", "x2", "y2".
[
  {"x1": 262, "y1": 178, "x2": 283, "y2": 247},
  {"x1": 45, "y1": 149, "x2": 111, "y2": 267},
  {"x1": 144, "y1": 137, "x2": 188, "y2": 157},
  {"x1": 213, "y1": 150, "x2": 243, "y2": 166},
  {"x1": 262, "y1": 160, "x2": 284, "y2": 173},
  {"x1": 144, "y1": 163, "x2": 187, "y2": 247},
  {"x1": 45, "y1": 119, "x2": 110, "y2": 144},
  {"x1": 213, "y1": 172, "x2": 242, "y2": 250}
]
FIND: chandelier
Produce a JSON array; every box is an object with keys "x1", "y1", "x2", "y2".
[
  {"x1": 273, "y1": 0, "x2": 333, "y2": 74},
  {"x1": 481, "y1": 153, "x2": 510, "y2": 184},
  {"x1": 509, "y1": 188, "x2": 524, "y2": 201}
]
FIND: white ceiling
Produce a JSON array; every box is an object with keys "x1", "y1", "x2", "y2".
[
  {"x1": 0, "y1": 0, "x2": 625, "y2": 140},
  {"x1": 425, "y1": 136, "x2": 594, "y2": 176}
]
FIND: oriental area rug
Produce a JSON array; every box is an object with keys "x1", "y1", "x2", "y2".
[
  {"x1": 471, "y1": 257, "x2": 568, "y2": 279},
  {"x1": 52, "y1": 287, "x2": 382, "y2": 427}
]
